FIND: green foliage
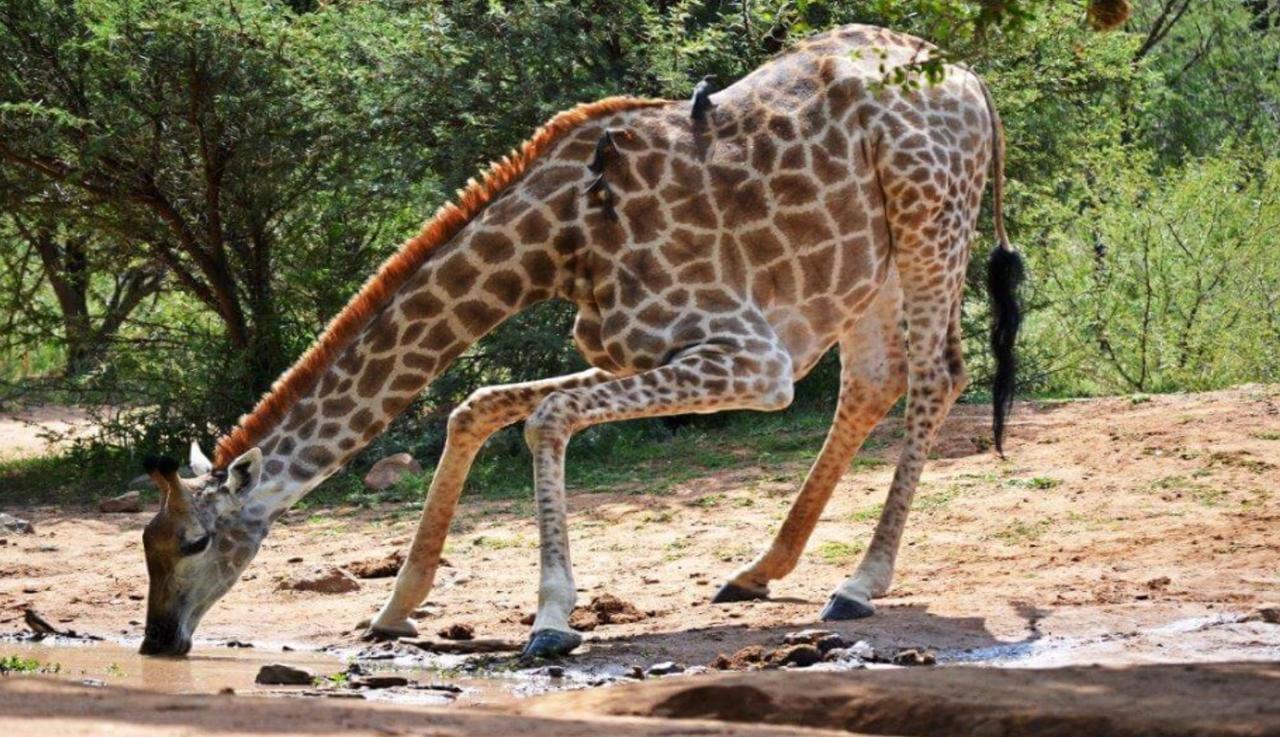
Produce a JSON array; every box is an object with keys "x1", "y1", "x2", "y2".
[{"x1": 1032, "y1": 154, "x2": 1280, "y2": 393}]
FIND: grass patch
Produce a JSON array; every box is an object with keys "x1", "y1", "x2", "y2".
[
  {"x1": 850, "y1": 503, "x2": 882, "y2": 522},
  {"x1": 993, "y1": 517, "x2": 1053, "y2": 543},
  {"x1": 1006, "y1": 476, "x2": 1062, "y2": 490},
  {"x1": 0, "y1": 656, "x2": 44, "y2": 674},
  {"x1": 814, "y1": 540, "x2": 864, "y2": 565}
]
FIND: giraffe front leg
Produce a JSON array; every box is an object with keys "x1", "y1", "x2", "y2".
[
  {"x1": 520, "y1": 342, "x2": 795, "y2": 658},
  {"x1": 367, "y1": 370, "x2": 612, "y2": 639}
]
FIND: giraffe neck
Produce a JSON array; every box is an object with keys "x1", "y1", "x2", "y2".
[{"x1": 237, "y1": 214, "x2": 573, "y2": 519}]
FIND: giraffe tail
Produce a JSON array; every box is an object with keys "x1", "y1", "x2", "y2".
[{"x1": 978, "y1": 75, "x2": 1023, "y2": 456}]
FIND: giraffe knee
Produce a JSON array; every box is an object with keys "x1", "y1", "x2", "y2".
[
  {"x1": 448, "y1": 387, "x2": 502, "y2": 441},
  {"x1": 525, "y1": 392, "x2": 575, "y2": 448}
]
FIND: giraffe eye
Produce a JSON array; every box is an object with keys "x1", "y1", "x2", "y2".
[{"x1": 179, "y1": 534, "x2": 211, "y2": 557}]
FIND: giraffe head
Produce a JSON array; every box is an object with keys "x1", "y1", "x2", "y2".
[{"x1": 139, "y1": 444, "x2": 267, "y2": 655}]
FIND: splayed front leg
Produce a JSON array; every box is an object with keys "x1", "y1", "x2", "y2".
[
  {"x1": 521, "y1": 340, "x2": 795, "y2": 658},
  {"x1": 364, "y1": 371, "x2": 613, "y2": 642}
]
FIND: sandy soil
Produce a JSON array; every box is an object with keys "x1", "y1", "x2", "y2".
[
  {"x1": 0, "y1": 404, "x2": 93, "y2": 461},
  {"x1": 2, "y1": 385, "x2": 1278, "y2": 668}
]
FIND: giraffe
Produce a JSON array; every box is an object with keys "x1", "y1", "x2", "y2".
[{"x1": 138, "y1": 23, "x2": 1023, "y2": 658}]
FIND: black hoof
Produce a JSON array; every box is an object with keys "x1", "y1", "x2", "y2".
[
  {"x1": 819, "y1": 593, "x2": 875, "y2": 621},
  {"x1": 520, "y1": 629, "x2": 582, "y2": 660},
  {"x1": 711, "y1": 582, "x2": 768, "y2": 603}
]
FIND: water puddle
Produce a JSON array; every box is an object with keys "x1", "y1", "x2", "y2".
[{"x1": 0, "y1": 636, "x2": 610, "y2": 705}]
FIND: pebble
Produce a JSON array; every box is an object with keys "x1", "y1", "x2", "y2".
[
  {"x1": 99, "y1": 491, "x2": 143, "y2": 514},
  {"x1": 892, "y1": 648, "x2": 937, "y2": 666},
  {"x1": 0, "y1": 513, "x2": 34, "y2": 535},
  {"x1": 255, "y1": 663, "x2": 316, "y2": 685},
  {"x1": 352, "y1": 675, "x2": 410, "y2": 689},
  {"x1": 647, "y1": 661, "x2": 684, "y2": 676}
]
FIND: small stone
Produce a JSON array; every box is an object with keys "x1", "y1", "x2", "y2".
[
  {"x1": 628, "y1": 665, "x2": 646, "y2": 679},
  {"x1": 352, "y1": 675, "x2": 409, "y2": 689},
  {"x1": 280, "y1": 567, "x2": 361, "y2": 594},
  {"x1": 647, "y1": 661, "x2": 684, "y2": 676},
  {"x1": 892, "y1": 648, "x2": 937, "y2": 666},
  {"x1": 1146, "y1": 576, "x2": 1172, "y2": 589},
  {"x1": 783, "y1": 629, "x2": 847, "y2": 653},
  {"x1": 0, "y1": 513, "x2": 34, "y2": 535},
  {"x1": 363, "y1": 453, "x2": 423, "y2": 491},
  {"x1": 287, "y1": 556, "x2": 304, "y2": 564},
  {"x1": 225, "y1": 640, "x2": 254, "y2": 648},
  {"x1": 768, "y1": 644, "x2": 823, "y2": 668},
  {"x1": 542, "y1": 665, "x2": 565, "y2": 678},
  {"x1": 255, "y1": 664, "x2": 315, "y2": 685},
  {"x1": 99, "y1": 490, "x2": 143, "y2": 513},
  {"x1": 1256, "y1": 605, "x2": 1279, "y2": 624},
  {"x1": 782, "y1": 629, "x2": 839, "y2": 646},
  {"x1": 437, "y1": 623, "x2": 475, "y2": 641},
  {"x1": 218, "y1": 687, "x2": 235, "y2": 695}
]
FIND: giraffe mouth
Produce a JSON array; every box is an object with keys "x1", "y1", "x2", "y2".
[{"x1": 139, "y1": 615, "x2": 192, "y2": 656}]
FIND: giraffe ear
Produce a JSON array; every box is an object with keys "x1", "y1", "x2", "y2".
[
  {"x1": 189, "y1": 441, "x2": 213, "y2": 476},
  {"x1": 224, "y1": 447, "x2": 263, "y2": 496}
]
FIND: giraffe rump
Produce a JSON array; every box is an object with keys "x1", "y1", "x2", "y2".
[{"x1": 213, "y1": 96, "x2": 668, "y2": 468}]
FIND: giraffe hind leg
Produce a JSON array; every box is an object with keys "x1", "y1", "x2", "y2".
[
  {"x1": 822, "y1": 267, "x2": 969, "y2": 620},
  {"x1": 713, "y1": 275, "x2": 907, "y2": 604}
]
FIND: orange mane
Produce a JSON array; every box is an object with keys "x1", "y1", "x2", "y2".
[{"x1": 214, "y1": 96, "x2": 670, "y2": 468}]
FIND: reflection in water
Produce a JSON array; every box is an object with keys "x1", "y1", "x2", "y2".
[
  {"x1": 139, "y1": 652, "x2": 193, "y2": 692},
  {"x1": 1, "y1": 639, "x2": 336, "y2": 694}
]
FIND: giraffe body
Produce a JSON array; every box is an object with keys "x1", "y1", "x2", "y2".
[{"x1": 138, "y1": 24, "x2": 1020, "y2": 658}]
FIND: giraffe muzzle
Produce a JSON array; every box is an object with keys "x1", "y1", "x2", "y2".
[{"x1": 139, "y1": 614, "x2": 191, "y2": 656}]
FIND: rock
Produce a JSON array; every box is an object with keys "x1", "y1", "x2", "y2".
[
  {"x1": 767, "y1": 644, "x2": 823, "y2": 668},
  {"x1": 225, "y1": 640, "x2": 254, "y2": 648},
  {"x1": 255, "y1": 663, "x2": 315, "y2": 685},
  {"x1": 347, "y1": 551, "x2": 404, "y2": 579},
  {"x1": 846, "y1": 640, "x2": 876, "y2": 661},
  {"x1": 437, "y1": 623, "x2": 475, "y2": 641},
  {"x1": 99, "y1": 491, "x2": 143, "y2": 513},
  {"x1": 647, "y1": 662, "x2": 684, "y2": 676},
  {"x1": 892, "y1": 648, "x2": 936, "y2": 666},
  {"x1": 783, "y1": 629, "x2": 846, "y2": 653},
  {"x1": 710, "y1": 645, "x2": 768, "y2": 670},
  {"x1": 280, "y1": 567, "x2": 361, "y2": 594},
  {"x1": 0, "y1": 513, "x2": 34, "y2": 535},
  {"x1": 1146, "y1": 576, "x2": 1172, "y2": 590},
  {"x1": 1256, "y1": 605, "x2": 1279, "y2": 624},
  {"x1": 363, "y1": 453, "x2": 423, "y2": 491},
  {"x1": 352, "y1": 675, "x2": 409, "y2": 689},
  {"x1": 541, "y1": 666, "x2": 565, "y2": 678}
]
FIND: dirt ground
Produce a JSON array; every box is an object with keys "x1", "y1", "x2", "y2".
[
  {"x1": 1, "y1": 386, "x2": 1279, "y2": 734},
  {"x1": 0, "y1": 404, "x2": 92, "y2": 460}
]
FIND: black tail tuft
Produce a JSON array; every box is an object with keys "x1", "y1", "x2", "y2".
[
  {"x1": 143, "y1": 455, "x2": 180, "y2": 474},
  {"x1": 987, "y1": 246, "x2": 1024, "y2": 456}
]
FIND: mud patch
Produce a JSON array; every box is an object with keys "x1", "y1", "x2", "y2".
[{"x1": 516, "y1": 662, "x2": 1280, "y2": 737}]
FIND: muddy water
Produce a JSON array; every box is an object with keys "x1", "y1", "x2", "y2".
[
  {"x1": 0, "y1": 638, "x2": 518, "y2": 704},
  {"x1": 3, "y1": 639, "x2": 338, "y2": 693}
]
